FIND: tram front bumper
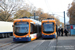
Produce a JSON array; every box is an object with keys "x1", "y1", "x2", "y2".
[
  {"x1": 42, "y1": 35, "x2": 56, "y2": 38},
  {"x1": 13, "y1": 37, "x2": 31, "y2": 42}
]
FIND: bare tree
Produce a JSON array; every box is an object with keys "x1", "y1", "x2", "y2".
[
  {"x1": 0, "y1": 0, "x2": 25, "y2": 21},
  {"x1": 67, "y1": 0, "x2": 75, "y2": 24}
]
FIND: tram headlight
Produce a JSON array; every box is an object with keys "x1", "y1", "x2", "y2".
[
  {"x1": 13, "y1": 36, "x2": 15, "y2": 38},
  {"x1": 26, "y1": 35, "x2": 29, "y2": 37},
  {"x1": 53, "y1": 34, "x2": 55, "y2": 35},
  {"x1": 42, "y1": 34, "x2": 44, "y2": 35},
  {"x1": 47, "y1": 35, "x2": 49, "y2": 36}
]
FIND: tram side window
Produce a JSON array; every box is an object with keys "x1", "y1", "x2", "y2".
[
  {"x1": 30, "y1": 23, "x2": 37, "y2": 34},
  {"x1": 56, "y1": 25, "x2": 57, "y2": 32},
  {"x1": 30, "y1": 24, "x2": 34, "y2": 34},
  {"x1": 34, "y1": 25, "x2": 37, "y2": 33},
  {"x1": 30, "y1": 24, "x2": 37, "y2": 33},
  {"x1": 39, "y1": 26, "x2": 41, "y2": 33},
  {"x1": 33, "y1": 25, "x2": 37, "y2": 33}
]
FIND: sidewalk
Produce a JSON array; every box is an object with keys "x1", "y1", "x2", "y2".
[{"x1": 56, "y1": 36, "x2": 75, "y2": 50}]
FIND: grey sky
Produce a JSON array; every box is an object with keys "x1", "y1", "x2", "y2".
[{"x1": 25, "y1": 0, "x2": 73, "y2": 23}]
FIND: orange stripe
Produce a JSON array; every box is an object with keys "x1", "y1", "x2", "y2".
[{"x1": 31, "y1": 37, "x2": 37, "y2": 41}]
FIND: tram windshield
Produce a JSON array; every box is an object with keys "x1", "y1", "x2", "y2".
[
  {"x1": 43, "y1": 22, "x2": 54, "y2": 33},
  {"x1": 14, "y1": 22, "x2": 29, "y2": 36}
]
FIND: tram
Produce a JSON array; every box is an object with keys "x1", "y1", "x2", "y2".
[
  {"x1": 41, "y1": 18, "x2": 57, "y2": 38},
  {"x1": 13, "y1": 18, "x2": 41, "y2": 41}
]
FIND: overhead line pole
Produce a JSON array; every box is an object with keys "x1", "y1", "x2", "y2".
[
  {"x1": 34, "y1": 13, "x2": 35, "y2": 19},
  {"x1": 64, "y1": 11, "x2": 65, "y2": 29}
]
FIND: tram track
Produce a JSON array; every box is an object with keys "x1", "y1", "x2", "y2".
[
  {"x1": 10, "y1": 43, "x2": 24, "y2": 50},
  {"x1": 0, "y1": 37, "x2": 57, "y2": 50},
  {"x1": 0, "y1": 36, "x2": 13, "y2": 49},
  {"x1": 0, "y1": 42, "x2": 12, "y2": 47},
  {"x1": 1, "y1": 41, "x2": 32, "y2": 50},
  {"x1": 0, "y1": 42, "x2": 26, "y2": 50}
]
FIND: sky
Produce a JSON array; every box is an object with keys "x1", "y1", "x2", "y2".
[{"x1": 25, "y1": 0, "x2": 73, "y2": 23}]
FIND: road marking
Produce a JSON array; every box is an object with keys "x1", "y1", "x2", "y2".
[{"x1": 48, "y1": 40, "x2": 55, "y2": 46}]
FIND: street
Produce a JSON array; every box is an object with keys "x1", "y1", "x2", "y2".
[{"x1": 0, "y1": 36, "x2": 75, "y2": 50}]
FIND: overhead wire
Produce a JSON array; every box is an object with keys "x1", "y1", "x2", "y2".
[
  {"x1": 44, "y1": 0, "x2": 64, "y2": 18},
  {"x1": 44, "y1": 0, "x2": 53, "y2": 14},
  {"x1": 27, "y1": 0, "x2": 64, "y2": 18}
]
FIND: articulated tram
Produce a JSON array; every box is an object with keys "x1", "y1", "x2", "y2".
[
  {"x1": 41, "y1": 18, "x2": 57, "y2": 38},
  {"x1": 13, "y1": 18, "x2": 41, "y2": 42}
]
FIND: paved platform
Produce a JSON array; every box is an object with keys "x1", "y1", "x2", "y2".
[{"x1": 56, "y1": 36, "x2": 75, "y2": 50}]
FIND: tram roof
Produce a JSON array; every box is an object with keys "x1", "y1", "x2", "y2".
[
  {"x1": 14, "y1": 18, "x2": 41, "y2": 25},
  {"x1": 42, "y1": 19, "x2": 55, "y2": 22}
]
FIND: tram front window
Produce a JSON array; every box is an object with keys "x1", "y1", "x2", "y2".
[
  {"x1": 14, "y1": 22, "x2": 29, "y2": 36},
  {"x1": 43, "y1": 22, "x2": 54, "y2": 33}
]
